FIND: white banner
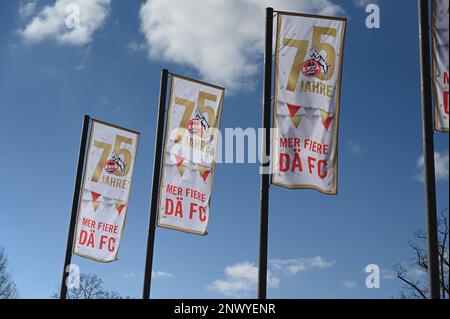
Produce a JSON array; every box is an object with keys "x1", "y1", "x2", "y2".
[
  {"x1": 432, "y1": 0, "x2": 449, "y2": 132},
  {"x1": 272, "y1": 12, "x2": 346, "y2": 194},
  {"x1": 158, "y1": 75, "x2": 224, "y2": 235},
  {"x1": 74, "y1": 120, "x2": 139, "y2": 262}
]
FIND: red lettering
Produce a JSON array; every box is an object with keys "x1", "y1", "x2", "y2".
[
  {"x1": 99, "y1": 236, "x2": 115, "y2": 252},
  {"x1": 444, "y1": 72, "x2": 449, "y2": 115},
  {"x1": 189, "y1": 203, "x2": 207, "y2": 222},
  {"x1": 199, "y1": 206, "x2": 206, "y2": 222},
  {"x1": 304, "y1": 139, "x2": 328, "y2": 155},
  {"x1": 279, "y1": 138, "x2": 301, "y2": 149},
  {"x1": 108, "y1": 238, "x2": 115, "y2": 252},
  {"x1": 291, "y1": 152, "x2": 303, "y2": 172},
  {"x1": 82, "y1": 218, "x2": 95, "y2": 228},
  {"x1": 86, "y1": 231, "x2": 95, "y2": 248},
  {"x1": 166, "y1": 184, "x2": 182, "y2": 195},
  {"x1": 307, "y1": 157, "x2": 316, "y2": 174},
  {"x1": 318, "y1": 160, "x2": 328, "y2": 179},
  {"x1": 279, "y1": 153, "x2": 290, "y2": 172},
  {"x1": 165, "y1": 198, "x2": 173, "y2": 215},
  {"x1": 444, "y1": 91, "x2": 449, "y2": 115},
  {"x1": 79, "y1": 230, "x2": 87, "y2": 245},
  {"x1": 100, "y1": 235, "x2": 108, "y2": 250},
  {"x1": 175, "y1": 199, "x2": 183, "y2": 217},
  {"x1": 189, "y1": 203, "x2": 198, "y2": 220}
]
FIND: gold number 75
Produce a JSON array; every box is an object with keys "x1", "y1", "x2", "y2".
[
  {"x1": 173, "y1": 91, "x2": 218, "y2": 142},
  {"x1": 283, "y1": 26, "x2": 337, "y2": 91},
  {"x1": 91, "y1": 135, "x2": 132, "y2": 183}
]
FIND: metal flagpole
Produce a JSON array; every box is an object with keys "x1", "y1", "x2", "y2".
[
  {"x1": 418, "y1": 0, "x2": 441, "y2": 299},
  {"x1": 143, "y1": 68, "x2": 169, "y2": 299},
  {"x1": 258, "y1": 7, "x2": 274, "y2": 300},
  {"x1": 60, "y1": 114, "x2": 90, "y2": 299}
]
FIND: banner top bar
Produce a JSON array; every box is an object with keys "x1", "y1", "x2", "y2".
[
  {"x1": 168, "y1": 72, "x2": 225, "y2": 91},
  {"x1": 274, "y1": 10, "x2": 347, "y2": 22}
]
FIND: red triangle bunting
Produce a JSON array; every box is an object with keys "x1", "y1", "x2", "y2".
[
  {"x1": 175, "y1": 155, "x2": 185, "y2": 167},
  {"x1": 287, "y1": 103, "x2": 301, "y2": 119},
  {"x1": 91, "y1": 191, "x2": 101, "y2": 203}
]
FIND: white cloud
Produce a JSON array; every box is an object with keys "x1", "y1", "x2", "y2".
[
  {"x1": 342, "y1": 280, "x2": 357, "y2": 289},
  {"x1": 353, "y1": 0, "x2": 376, "y2": 8},
  {"x1": 112, "y1": 106, "x2": 123, "y2": 113},
  {"x1": 415, "y1": 150, "x2": 449, "y2": 181},
  {"x1": 127, "y1": 41, "x2": 147, "y2": 54},
  {"x1": 128, "y1": 270, "x2": 174, "y2": 280},
  {"x1": 406, "y1": 268, "x2": 427, "y2": 280},
  {"x1": 152, "y1": 270, "x2": 174, "y2": 279},
  {"x1": 18, "y1": 1, "x2": 37, "y2": 18},
  {"x1": 208, "y1": 256, "x2": 333, "y2": 297},
  {"x1": 20, "y1": 0, "x2": 110, "y2": 46},
  {"x1": 100, "y1": 97, "x2": 109, "y2": 105},
  {"x1": 346, "y1": 140, "x2": 361, "y2": 154},
  {"x1": 139, "y1": 0, "x2": 345, "y2": 90},
  {"x1": 381, "y1": 268, "x2": 396, "y2": 280},
  {"x1": 207, "y1": 261, "x2": 280, "y2": 298},
  {"x1": 396, "y1": 262, "x2": 428, "y2": 281},
  {"x1": 269, "y1": 256, "x2": 334, "y2": 275},
  {"x1": 124, "y1": 272, "x2": 136, "y2": 279}
]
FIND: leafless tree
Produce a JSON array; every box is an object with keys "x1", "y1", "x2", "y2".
[
  {"x1": 0, "y1": 247, "x2": 18, "y2": 299},
  {"x1": 394, "y1": 209, "x2": 449, "y2": 299},
  {"x1": 53, "y1": 273, "x2": 124, "y2": 299}
]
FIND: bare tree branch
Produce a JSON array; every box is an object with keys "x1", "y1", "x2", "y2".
[
  {"x1": 396, "y1": 273, "x2": 427, "y2": 299},
  {"x1": 53, "y1": 273, "x2": 124, "y2": 299},
  {"x1": 394, "y1": 208, "x2": 449, "y2": 299},
  {"x1": 0, "y1": 247, "x2": 18, "y2": 299}
]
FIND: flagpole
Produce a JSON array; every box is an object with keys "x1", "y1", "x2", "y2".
[
  {"x1": 418, "y1": 0, "x2": 441, "y2": 299},
  {"x1": 258, "y1": 7, "x2": 274, "y2": 300},
  {"x1": 60, "y1": 114, "x2": 90, "y2": 299},
  {"x1": 143, "y1": 68, "x2": 169, "y2": 299}
]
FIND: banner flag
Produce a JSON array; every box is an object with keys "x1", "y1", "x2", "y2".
[
  {"x1": 74, "y1": 120, "x2": 139, "y2": 262},
  {"x1": 272, "y1": 12, "x2": 346, "y2": 194},
  {"x1": 158, "y1": 75, "x2": 224, "y2": 235},
  {"x1": 432, "y1": 0, "x2": 449, "y2": 132}
]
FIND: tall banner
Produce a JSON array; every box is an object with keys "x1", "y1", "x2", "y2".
[
  {"x1": 272, "y1": 12, "x2": 346, "y2": 194},
  {"x1": 74, "y1": 120, "x2": 139, "y2": 262},
  {"x1": 432, "y1": 0, "x2": 449, "y2": 132},
  {"x1": 158, "y1": 75, "x2": 224, "y2": 235}
]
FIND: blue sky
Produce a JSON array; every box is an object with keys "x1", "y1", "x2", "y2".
[{"x1": 0, "y1": 0, "x2": 448, "y2": 299}]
